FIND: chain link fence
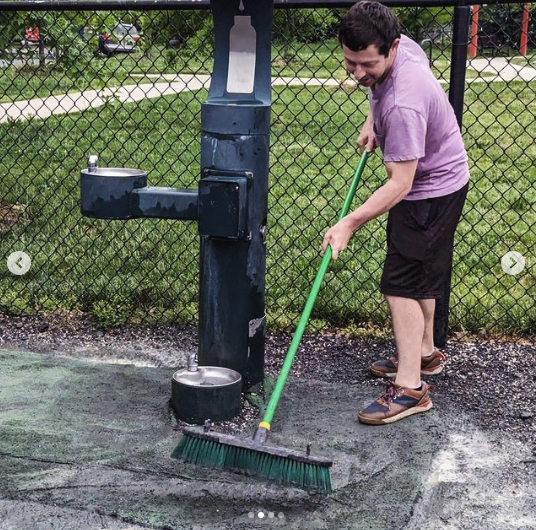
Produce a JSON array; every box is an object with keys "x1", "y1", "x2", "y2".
[{"x1": 0, "y1": 1, "x2": 534, "y2": 339}]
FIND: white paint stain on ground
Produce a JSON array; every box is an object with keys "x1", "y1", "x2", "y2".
[{"x1": 406, "y1": 428, "x2": 536, "y2": 530}]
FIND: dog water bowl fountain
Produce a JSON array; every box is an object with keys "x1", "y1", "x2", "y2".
[{"x1": 171, "y1": 355, "x2": 242, "y2": 424}]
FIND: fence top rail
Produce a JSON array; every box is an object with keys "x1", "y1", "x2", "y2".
[{"x1": 0, "y1": 0, "x2": 525, "y2": 11}]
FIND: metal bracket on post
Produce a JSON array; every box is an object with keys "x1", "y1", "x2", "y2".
[{"x1": 198, "y1": 169, "x2": 251, "y2": 240}]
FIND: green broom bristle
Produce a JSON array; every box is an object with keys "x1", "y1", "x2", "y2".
[{"x1": 172, "y1": 430, "x2": 332, "y2": 494}]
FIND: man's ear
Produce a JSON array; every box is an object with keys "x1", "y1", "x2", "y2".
[{"x1": 390, "y1": 38, "x2": 400, "y2": 55}]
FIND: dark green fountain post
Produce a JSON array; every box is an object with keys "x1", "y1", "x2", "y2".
[{"x1": 198, "y1": 0, "x2": 273, "y2": 390}]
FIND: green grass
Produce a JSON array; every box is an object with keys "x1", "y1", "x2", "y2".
[
  {"x1": 272, "y1": 40, "x2": 346, "y2": 80},
  {"x1": 0, "y1": 92, "x2": 203, "y2": 326},
  {"x1": 0, "y1": 67, "x2": 84, "y2": 104},
  {"x1": 0, "y1": 37, "x2": 467, "y2": 106},
  {"x1": 0, "y1": 44, "x2": 214, "y2": 104},
  {"x1": 0, "y1": 76, "x2": 534, "y2": 335},
  {"x1": 509, "y1": 53, "x2": 536, "y2": 68}
]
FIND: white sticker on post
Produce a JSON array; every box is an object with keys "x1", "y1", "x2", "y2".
[{"x1": 227, "y1": 15, "x2": 256, "y2": 94}]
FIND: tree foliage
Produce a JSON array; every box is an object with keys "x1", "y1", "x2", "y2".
[
  {"x1": 477, "y1": 4, "x2": 535, "y2": 47},
  {"x1": 273, "y1": 8, "x2": 342, "y2": 44},
  {"x1": 394, "y1": 6, "x2": 453, "y2": 44}
]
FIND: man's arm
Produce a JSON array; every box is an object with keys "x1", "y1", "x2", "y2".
[
  {"x1": 321, "y1": 159, "x2": 417, "y2": 259},
  {"x1": 357, "y1": 113, "x2": 378, "y2": 152}
]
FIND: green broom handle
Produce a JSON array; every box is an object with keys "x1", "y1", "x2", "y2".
[{"x1": 260, "y1": 151, "x2": 371, "y2": 429}]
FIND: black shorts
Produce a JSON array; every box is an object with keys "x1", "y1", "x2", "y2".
[{"x1": 380, "y1": 183, "x2": 468, "y2": 300}]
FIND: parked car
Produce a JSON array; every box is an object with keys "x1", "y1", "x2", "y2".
[
  {"x1": 113, "y1": 23, "x2": 141, "y2": 47},
  {"x1": 21, "y1": 26, "x2": 40, "y2": 47},
  {"x1": 98, "y1": 33, "x2": 137, "y2": 57},
  {"x1": 84, "y1": 22, "x2": 141, "y2": 57}
]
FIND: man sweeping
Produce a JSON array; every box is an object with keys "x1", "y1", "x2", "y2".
[{"x1": 322, "y1": 1, "x2": 469, "y2": 424}]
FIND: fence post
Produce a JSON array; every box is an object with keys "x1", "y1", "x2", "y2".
[
  {"x1": 520, "y1": 3, "x2": 529, "y2": 56},
  {"x1": 434, "y1": 4, "x2": 470, "y2": 348},
  {"x1": 469, "y1": 4, "x2": 479, "y2": 58}
]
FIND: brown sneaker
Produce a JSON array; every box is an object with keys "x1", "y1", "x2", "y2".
[
  {"x1": 369, "y1": 350, "x2": 447, "y2": 378},
  {"x1": 358, "y1": 381, "x2": 433, "y2": 425}
]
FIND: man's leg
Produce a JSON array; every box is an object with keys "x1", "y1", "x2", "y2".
[
  {"x1": 358, "y1": 294, "x2": 433, "y2": 424},
  {"x1": 369, "y1": 296, "x2": 446, "y2": 379},
  {"x1": 385, "y1": 295, "x2": 423, "y2": 389},
  {"x1": 419, "y1": 298, "x2": 436, "y2": 356}
]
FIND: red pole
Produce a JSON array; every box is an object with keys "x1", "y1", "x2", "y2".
[
  {"x1": 520, "y1": 3, "x2": 529, "y2": 56},
  {"x1": 469, "y1": 4, "x2": 479, "y2": 59}
]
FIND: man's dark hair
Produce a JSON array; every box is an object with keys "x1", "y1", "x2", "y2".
[{"x1": 338, "y1": 1, "x2": 401, "y2": 57}]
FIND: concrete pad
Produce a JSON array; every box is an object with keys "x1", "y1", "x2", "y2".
[
  {"x1": 0, "y1": 349, "x2": 534, "y2": 530},
  {"x1": 0, "y1": 350, "x2": 438, "y2": 529}
]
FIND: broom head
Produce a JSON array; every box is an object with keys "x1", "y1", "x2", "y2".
[{"x1": 172, "y1": 426, "x2": 333, "y2": 494}]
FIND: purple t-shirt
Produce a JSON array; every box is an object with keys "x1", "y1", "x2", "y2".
[{"x1": 370, "y1": 35, "x2": 469, "y2": 200}]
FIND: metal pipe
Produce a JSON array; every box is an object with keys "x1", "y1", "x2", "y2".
[
  {"x1": 520, "y1": 3, "x2": 530, "y2": 57},
  {"x1": 131, "y1": 187, "x2": 198, "y2": 220},
  {"x1": 87, "y1": 155, "x2": 98, "y2": 173},
  {"x1": 433, "y1": 5, "x2": 470, "y2": 348},
  {"x1": 469, "y1": 4, "x2": 480, "y2": 59},
  {"x1": 448, "y1": 5, "x2": 470, "y2": 129}
]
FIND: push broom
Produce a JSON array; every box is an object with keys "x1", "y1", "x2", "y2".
[{"x1": 172, "y1": 151, "x2": 371, "y2": 494}]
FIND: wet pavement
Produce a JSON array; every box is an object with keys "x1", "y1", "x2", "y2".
[{"x1": 0, "y1": 347, "x2": 534, "y2": 530}]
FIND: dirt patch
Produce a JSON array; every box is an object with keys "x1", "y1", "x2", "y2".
[{"x1": 0, "y1": 203, "x2": 23, "y2": 233}]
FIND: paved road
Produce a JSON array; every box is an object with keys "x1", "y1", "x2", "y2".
[
  {"x1": 0, "y1": 73, "x2": 345, "y2": 124},
  {"x1": 0, "y1": 47, "x2": 55, "y2": 69},
  {"x1": 0, "y1": 74, "x2": 210, "y2": 124}
]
